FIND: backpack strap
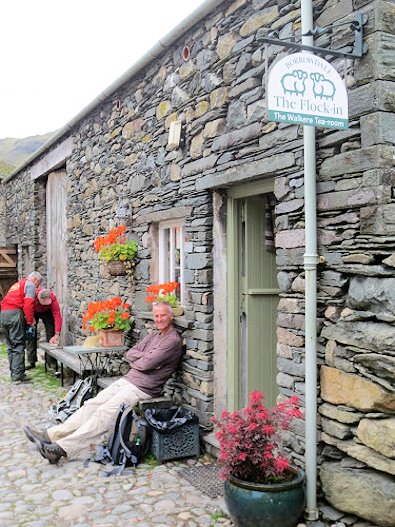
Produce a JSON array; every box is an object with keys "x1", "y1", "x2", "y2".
[
  {"x1": 118, "y1": 406, "x2": 138, "y2": 467},
  {"x1": 86, "y1": 404, "x2": 149, "y2": 477},
  {"x1": 119, "y1": 407, "x2": 149, "y2": 464}
]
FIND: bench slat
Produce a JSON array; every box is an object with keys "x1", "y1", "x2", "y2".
[
  {"x1": 38, "y1": 344, "x2": 93, "y2": 383},
  {"x1": 97, "y1": 376, "x2": 121, "y2": 389}
]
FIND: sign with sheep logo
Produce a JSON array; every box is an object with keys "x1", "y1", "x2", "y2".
[{"x1": 267, "y1": 53, "x2": 348, "y2": 129}]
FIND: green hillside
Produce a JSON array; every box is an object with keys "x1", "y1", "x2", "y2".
[
  {"x1": 0, "y1": 159, "x2": 14, "y2": 177},
  {"x1": 0, "y1": 132, "x2": 54, "y2": 177}
]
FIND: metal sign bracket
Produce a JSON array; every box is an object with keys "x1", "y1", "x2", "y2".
[{"x1": 258, "y1": 12, "x2": 367, "y2": 59}]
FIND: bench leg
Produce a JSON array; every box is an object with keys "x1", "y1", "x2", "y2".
[{"x1": 61, "y1": 363, "x2": 64, "y2": 387}]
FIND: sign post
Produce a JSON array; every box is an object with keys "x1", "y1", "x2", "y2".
[{"x1": 267, "y1": 52, "x2": 348, "y2": 129}]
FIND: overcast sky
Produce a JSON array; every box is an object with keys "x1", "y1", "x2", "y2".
[{"x1": 0, "y1": 0, "x2": 207, "y2": 139}]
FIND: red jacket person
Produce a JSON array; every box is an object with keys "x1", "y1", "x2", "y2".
[
  {"x1": 26, "y1": 288, "x2": 63, "y2": 369},
  {"x1": 0, "y1": 271, "x2": 42, "y2": 382},
  {"x1": 24, "y1": 302, "x2": 183, "y2": 463}
]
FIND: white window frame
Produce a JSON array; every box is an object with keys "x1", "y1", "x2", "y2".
[{"x1": 159, "y1": 218, "x2": 185, "y2": 306}]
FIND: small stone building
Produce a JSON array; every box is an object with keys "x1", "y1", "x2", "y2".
[{"x1": 2, "y1": 0, "x2": 394, "y2": 525}]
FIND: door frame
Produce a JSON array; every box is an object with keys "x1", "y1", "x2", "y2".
[{"x1": 227, "y1": 178, "x2": 275, "y2": 410}]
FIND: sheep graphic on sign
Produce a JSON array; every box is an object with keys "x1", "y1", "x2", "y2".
[
  {"x1": 281, "y1": 70, "x2": 308, "y2": 96},
  {"x1": 268, "y1": 52, "x2": 348, "y2": 129},
  {"x1": 280, "y1": 71, "x2": 336, "y2": 100},
  {"x1": 310, "y1": 73, "x2": 336, "y2": 100}
]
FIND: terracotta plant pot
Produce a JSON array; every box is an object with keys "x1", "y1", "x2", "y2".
[{"x1": 99, "y1": 329, "x2": 124, "y2": 347}]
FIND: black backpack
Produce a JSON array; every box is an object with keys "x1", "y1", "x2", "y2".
[
  {"x1": 49, "y1": 376, "x2": 94, "y2": 423},
  {"x1": 93, "y1": 403, "x2": 150, "y2": 476}
]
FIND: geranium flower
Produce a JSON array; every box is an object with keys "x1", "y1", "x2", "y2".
[
  {"x1": 94, "y1": 226, "x2": 138, "y2": 265},
  {"x1": 82, "y1": 297, "x2": 134, "y2": 332},
  {"x1": 145, "y1": 282, "x2": 180, "y2": 307}
]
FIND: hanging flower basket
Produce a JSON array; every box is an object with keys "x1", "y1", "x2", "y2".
[
  {"x1": 94, "y1": 226, "x2": 138, "y2": 278},
  {"x1": 105, "y1": 260, "x2": 128, "y2": 276}
]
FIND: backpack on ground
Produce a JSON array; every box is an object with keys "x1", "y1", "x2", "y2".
[
  {"x1": 93, "y1": 403, "x2": 150, "y2": 476},
  {"x1": 49, "y1": 376, "x2": 94, "y2": 423}
]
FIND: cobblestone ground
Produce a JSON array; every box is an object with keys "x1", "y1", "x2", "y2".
[
  {"x1": 0, "y1": 346, "x2": 231, "y2": 527},
  {"x1": 0, "y1": 346, "x2": 370, "y2": 527}
]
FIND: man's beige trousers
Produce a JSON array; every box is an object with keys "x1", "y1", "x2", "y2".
[{"x1": 47, "y1": 378, "x2": 151, "y2": 458}]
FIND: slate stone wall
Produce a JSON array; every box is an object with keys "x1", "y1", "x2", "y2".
[
  {"x1": 0, "y1": 187, "x2": 6, "y2": 246},
  {"x1": 2, "y1": 0, "x2": 394, "y2": 524},
  {"x1": 273, "y1": 0, "x2": 395, "y2": 524}
]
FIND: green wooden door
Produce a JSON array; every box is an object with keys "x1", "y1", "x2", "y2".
[{"x1": 228, "y1": 181, "x2": 279, "y2": 409}]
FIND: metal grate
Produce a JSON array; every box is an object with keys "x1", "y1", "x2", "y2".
[{"x1": 178, "y1": 464, "x2": 224, "y2": 499}]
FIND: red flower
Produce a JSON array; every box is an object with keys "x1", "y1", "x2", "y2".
[
  {"x1": 274, "y1": 457, "x2": 290, "y2": 472},
  {"x1": 249, "y1": 390, "x2": 263, "y2": 405},
  {"x1": 82, "y1": 297, "x2": 134, "y2": 332},
  {"x1": 145, "y1": 282, "x2": 180, "y2": 307},
  {"x1": 211, "y1": 391, "x2": 302, "y2": 484},
  {"x1": 247, "y1": 422, "x2": 258, "y2": 431},
  {"x1": 94, "y1": 225, "x2": 127, "y2": 252}
]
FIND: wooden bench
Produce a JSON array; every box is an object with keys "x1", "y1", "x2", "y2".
[
  {"x1": 40, "y1": 343, "x2": 92, "y2": 386},
  {"x1": 96, "y1": 375, "x2": 173, "y2": 410},
  {"x1": 40, "y1": 343, "x2": 186, "y2": 398},
  {"x1": 96, "y1": 376, "x2": 121, "y2": 389},
  {"x1": 40, "y1": 343, "x2": 128, "y2": 388}
]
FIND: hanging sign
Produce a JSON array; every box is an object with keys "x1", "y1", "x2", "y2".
[{"x1": 267, "y1": 52, "x2": 348, "y2": 129}]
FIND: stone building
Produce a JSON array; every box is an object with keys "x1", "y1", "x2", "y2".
[{"x1": 2, "y1": 0, "x2": 394, "y2": 525}]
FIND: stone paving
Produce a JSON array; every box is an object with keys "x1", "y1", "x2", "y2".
[
  {"x1": 0, "y1": 348, "x2": 231, "y2": 527},
  {"x1": 0, "y1": 346, "x2": 374, "y2": 527}
]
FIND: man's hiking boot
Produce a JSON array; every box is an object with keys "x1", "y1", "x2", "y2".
[
  {"x1": 13, "y1": 375, "x2": 31, "y2": 384},
  {"x1": 38, "y1": 441, "x2": 67, "y2": 464},
  {"x1": 23, "y1": 426, "x2": 51, "y2": 445}
]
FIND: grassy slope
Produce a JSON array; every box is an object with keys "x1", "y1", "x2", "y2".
[{"x1": 0, "y1": 132, "x2": 54, "y2": 175}]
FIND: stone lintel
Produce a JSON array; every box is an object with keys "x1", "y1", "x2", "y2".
[
  {"x1": 196, "y1": 153, "x2": 294, "y2": 191},
  {"x1": 135, "y1": 206, "x2": 193, "y2": 225},
  {"x1": 30, "y1": 136, "x2": 73, "y2": 180}
]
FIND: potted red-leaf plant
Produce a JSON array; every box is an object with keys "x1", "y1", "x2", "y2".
[{"x1": 212, "y1": 390, "x2": 305, "y2": 527}]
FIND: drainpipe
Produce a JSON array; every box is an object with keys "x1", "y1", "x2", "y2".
[{"x1": 301, "y1": 0, "x2": 319, "y2": 521}]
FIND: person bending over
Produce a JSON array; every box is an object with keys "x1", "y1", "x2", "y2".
[
  {"x1": 24, "y1": 302, "x2": 183, "y2": 464},
  {"x1": 26, "y1": 288, "x2": 63, "y2": 369}
]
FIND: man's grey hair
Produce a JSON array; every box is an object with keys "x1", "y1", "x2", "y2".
[
  {"x1": 153, "y1": 301, "x2": 174, "y2": 315},
  {"x1": 38, "y1": 288, "x2": 51, "y2": 300},
  {"x1": 28, "y1": 271, "x2": 43, "y2": 283}
]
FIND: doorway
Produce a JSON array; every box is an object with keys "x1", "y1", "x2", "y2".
[{"x1": 227, "y1": 179, "x2": 279, "y2": 410}]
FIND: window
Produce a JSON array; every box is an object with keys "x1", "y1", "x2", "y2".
[{"x1": 159, "y1": 219, "x2": 185, "y2": 306}]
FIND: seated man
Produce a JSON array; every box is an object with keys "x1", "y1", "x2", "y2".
[
  {"x1": 26, "y1": 288, "x2": 63, "y2": 369},
  {"x1": 24, "y1": 302, "x2": 183, "y2": 464}
]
